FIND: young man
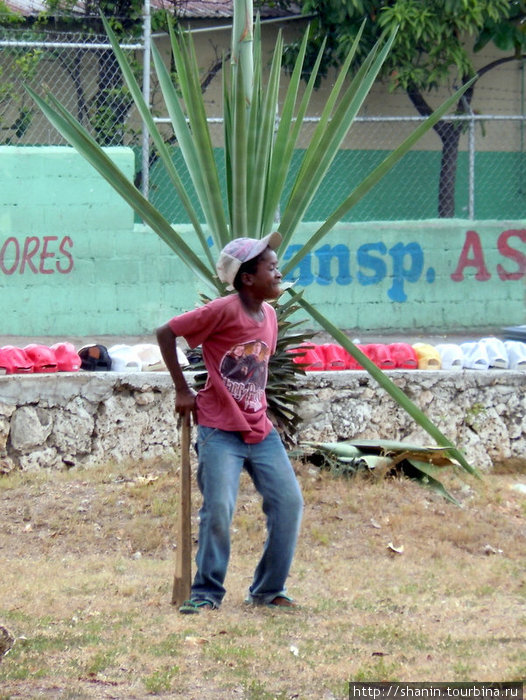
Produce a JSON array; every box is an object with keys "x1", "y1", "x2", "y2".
[{"x1": 156, "y1": 232, "x2": 303, "y2": 614}]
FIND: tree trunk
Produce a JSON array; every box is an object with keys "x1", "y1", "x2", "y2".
[
  {"x1": 407, "y1": 85, "x2": 469, "y2": 218},
  {"x1": 59, "y1": 51, "x2": 88, "y2": 128},
  {"x1": 435, "y1": 121, "x2": 463, "y2": 218}
]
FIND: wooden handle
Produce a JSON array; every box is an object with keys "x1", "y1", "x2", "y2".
[{"x1": 172, "y1": 412, "x2": 192, "y2": 606}]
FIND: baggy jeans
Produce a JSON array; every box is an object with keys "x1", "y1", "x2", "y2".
[{"x1": 190, "y1": 425, "x2": 303, "y2": 607}]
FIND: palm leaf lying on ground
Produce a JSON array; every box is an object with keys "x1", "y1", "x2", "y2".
[{"x1": 302, "y1": 439, "x2": 464, "y2": 505}]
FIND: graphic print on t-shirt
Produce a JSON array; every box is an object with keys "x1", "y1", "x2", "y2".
[{"x1": 220, "y1": 340, "x2": 269, "y2": 412}]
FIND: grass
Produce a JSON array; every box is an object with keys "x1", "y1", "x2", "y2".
[{"x1": 0, "y1": 451, "x2": 525, "y2": 698}]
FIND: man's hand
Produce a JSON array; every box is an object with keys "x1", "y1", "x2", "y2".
[{"x1": 175, "y1": 386, "x2": 197, "y2": 425}]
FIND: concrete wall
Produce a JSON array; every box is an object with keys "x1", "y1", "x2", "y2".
[
  {"x1": 1, "y1": 145, "x2": 525, "y2": 335},
  {"x1": 0, "y1": 145, "x2": 136, "y2": 333},
  {"x1": 0, "y1": 369, "x2": 524, "y2": 473}
]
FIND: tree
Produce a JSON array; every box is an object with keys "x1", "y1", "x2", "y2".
[
  {"x1": 0, "y1": 0, "x2": 142, "y2": 146},
  {"x1": 282, "y1": 0, "x2": 526, "y2": 217},
  {"x1": 0, "y1": 2, "x2": 39, "y2": 143},
  {"x1": 39, "y1": 0, "x2": 144, "y2": 145},
  {"x1": 0, "y1": 0, "x2": 186, "y2": 147}
]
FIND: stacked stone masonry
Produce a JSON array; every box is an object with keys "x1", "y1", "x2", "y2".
[{"x1": 0, "y1": 370, "x2": 524, "y2": 472}]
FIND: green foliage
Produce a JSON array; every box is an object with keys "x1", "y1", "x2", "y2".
[
  {"x1": 14, "y1": 48, "x2": 43, "y2": 80},
  {"x1": 0, "y1": 0, "x2": 146, "y2": 148},
  {"x1": 283, "y1": 0, "x2": 524, "y2": 216},
  {"x1": 284, "y1": 0, "x2": 515, "y2": 90},
  {"x1": 0, "y1": 41, "x2": 42, "y2": 143},
  {"x1": 475, "y1": 0, "x2": 526, "y2": 53},
  {"x1": 0, "y1": 1, "x2": 24, "y2": 26},
  {"x1": 40, "y1": 0, "x2": 143, "y2": 34}
]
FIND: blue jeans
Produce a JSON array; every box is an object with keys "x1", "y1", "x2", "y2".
[{"x1": 190, "y1": 426, "x2": 303, "y2": 607}]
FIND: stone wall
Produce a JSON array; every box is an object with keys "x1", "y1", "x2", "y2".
[{"x1": 1, "y1": 370, "x2": 524, "y2": 473}]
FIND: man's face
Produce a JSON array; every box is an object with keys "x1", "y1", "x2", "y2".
[{"x1": 249, "y1": 249, "x2": 282, "y2": 300}]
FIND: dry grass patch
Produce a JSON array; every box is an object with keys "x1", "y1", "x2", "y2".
[{"x1": 0, "y1": 453, "x2": 525, "y2": 699}]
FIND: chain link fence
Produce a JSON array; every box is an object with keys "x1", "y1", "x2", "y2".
[
  {"x1": 2, "y1": 26, "x2": 526, "y2": 222},
  {"x1": 0, "y1": 27, "x2": 144, "y2": 144}
]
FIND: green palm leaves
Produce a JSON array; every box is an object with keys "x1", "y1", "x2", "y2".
[
  {"x1": 26, "y1": 2, "x2": 477, "y2": 476},
  {"x1": 302, "y1": 439, "x2": 466, "y2": 504}
]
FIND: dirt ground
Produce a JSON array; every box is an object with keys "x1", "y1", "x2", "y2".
[{"x1": 0, "y1": 454, "x2": 525, "y2": 699}]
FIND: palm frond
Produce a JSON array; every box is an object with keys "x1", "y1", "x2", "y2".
[{"x1": 302, "y1": 439, "x2": 462, "y2": 504}]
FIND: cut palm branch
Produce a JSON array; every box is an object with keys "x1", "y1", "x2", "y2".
[{"x1": 302, "y1": 439, "x2": 463, "y2": 505}]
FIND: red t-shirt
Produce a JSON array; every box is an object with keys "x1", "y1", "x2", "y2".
[{"x1": 168, "y1": 294, "x2": 277, "y2": 444}]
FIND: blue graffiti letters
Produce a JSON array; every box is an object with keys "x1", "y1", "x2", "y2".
[
  {"x1": 314, "y1": 244, "x2": 352, "y2": 286},
  {"x1": 388, "y1": 242, "x2": 424, "y2": 302},
  {"x1": 357, "y1": 242, "x2": 387, "y2": 286},
  {"x1": 282, "y1": 244, "x2": 314, "y2": 286},
  {"x1": 283, "y1": 240, "x2": 426, "y2": 302}
]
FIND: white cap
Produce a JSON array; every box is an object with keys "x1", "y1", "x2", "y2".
[
  {"x1": 133, "y1": 343, "x2": 166, "y2": 371},
  {"x1": 479, "y1": 337, "x2": 509, "y2": 369},
  {"x1": 435, "y1": 343, "x2": 463, "y2": 370},
  {"x1": 216, "y1": 232, "x2": 282, "y2": 290},
  {"x1": 504, "y1": 340, "x2": 526, "y2": 370},
  {"x1": 460, "y1": 341, "x2": 489, "y2": 370},
  {"x1": 108, "y1": 344, "x2": 142, "y2": 372}
]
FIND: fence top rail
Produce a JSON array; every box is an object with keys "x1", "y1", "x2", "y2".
[
  {"x1": 0, "y1": 39, "x2": 143, "y2": 49},
  {"x1": 152, "y1": 113, "x2": 526, "y2": 124},
  {"x1": 352, "y1": 114, "x2": 526, "y2": 123}
]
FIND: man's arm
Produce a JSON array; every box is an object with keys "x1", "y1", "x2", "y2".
[{"x1": 156, "y1": 323, "x2": 197, "y2": 421}]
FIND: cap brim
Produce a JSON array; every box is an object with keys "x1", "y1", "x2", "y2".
[{"x1": 266, "y1": 231, "x2": 282, "y2": 250}]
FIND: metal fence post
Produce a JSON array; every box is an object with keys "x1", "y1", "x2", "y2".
[
  {"x1": 141, "y1": 0, "x2": 151, "y2": 200},
  {"x1": 459, "y1": 95, "x2": 476, "y2": 220}
]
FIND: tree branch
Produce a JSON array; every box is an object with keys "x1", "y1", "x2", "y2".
[
  {"x1": 201, "y1": 52, "x2": 230, "y2": 93},
  {"x1": 476, "y1": 53, "x2": 526, "y2": 79}
]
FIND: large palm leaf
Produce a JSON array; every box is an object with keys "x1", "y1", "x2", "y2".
[{"x1": 26, "y1": 0, "x2": 476, "y2": 473}]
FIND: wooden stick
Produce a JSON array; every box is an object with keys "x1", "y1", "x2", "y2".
[{"x1": 172, "y1": 411, "x2": 192, "y2": 606}]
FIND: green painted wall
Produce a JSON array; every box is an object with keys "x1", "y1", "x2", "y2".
[
  {"x1": 283, "y1": 220, "x2": 526, "y2": 331},
  {"x1": 149, "y1": 148, "x2": 526, "y2": 223},
  {"x1": 1, "y1": 146, "x2": 524, "y2": 336}
]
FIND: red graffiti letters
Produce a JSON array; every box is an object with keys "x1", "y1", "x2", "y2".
[
  {"x1": 450, "y1": 230, "x2": 492, "y2": 281},
  {"x1": 0, "y1": 236, "x2": 74, "y2": 275},
  {"x1": 451, "y1": 229, "x2": 526, "y2": 282},
  {"x1": 497, "y1": 229, "x2": 526, "y2": 280}
]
